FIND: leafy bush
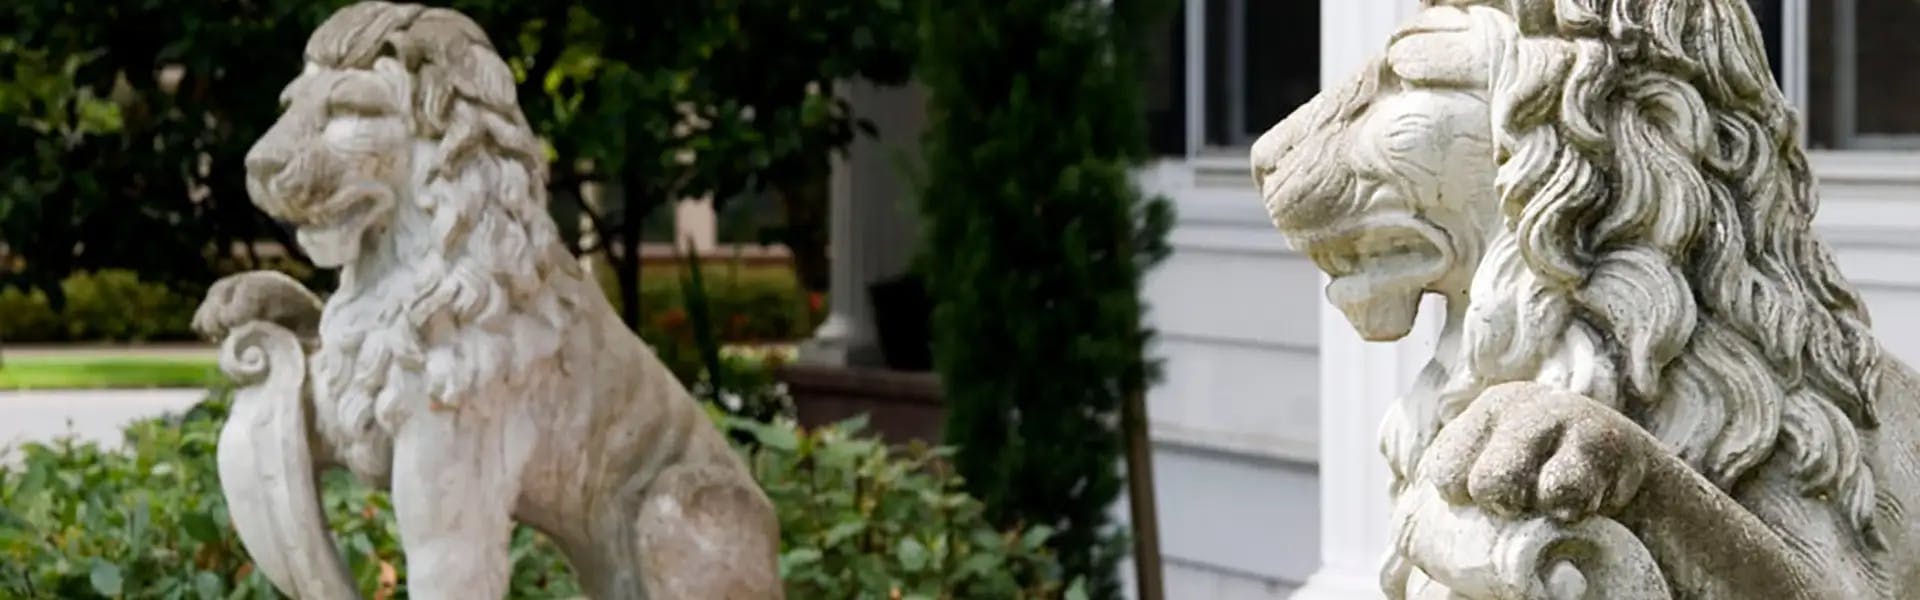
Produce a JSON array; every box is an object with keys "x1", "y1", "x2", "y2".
[
  {"x1": 0, "y1": 286, "x2": 61, "y2": 342},
  {"x1": 728, "y1": 415, "x2": 1080, "y2": 599},
  {"x1": 0, "y1": 389, "x2": 580, "y2": 599},
  {"x1": 1, "y1": 390, "x2": 1071, "y2": 598},
  {"x1": 597, "y1": 262, "x2": 825, "y2": 343},
  {"x1": 0, "y1": 270, "x2": 199, "y2": 343}
]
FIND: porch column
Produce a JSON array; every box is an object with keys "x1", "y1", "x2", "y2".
[
  {"x1": 1292, "y1": 2, "x2": 1436, "y2": 599},
  {"x1": 798, "y1": 79, "x2": 929, "y2": 366}
]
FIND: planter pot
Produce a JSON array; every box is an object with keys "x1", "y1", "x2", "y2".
[
  {"x1": 867, "y1": 274, "x2": 933, "y2": 371},
  {"x1": 778, "y1": 364, "x2": 943, "y2": 445}
]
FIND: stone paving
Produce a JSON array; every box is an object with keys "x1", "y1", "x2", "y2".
[{"x1": 0, "y1": 388, "x2": 208, "y2": 455}]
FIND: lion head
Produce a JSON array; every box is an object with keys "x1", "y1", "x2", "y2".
[
  {"x1": 245, "y1": 1, "x2": 581, "y2": 473},
  {"x1": 1254, "y1": 0, "x2": 1888, "y2": 545},
  {"x1": 244, "y1": 1, "x2": 547, "y2": 269},
  {"x1": 1250, "y1": 6, "x2": 1508, "y2": 342}
]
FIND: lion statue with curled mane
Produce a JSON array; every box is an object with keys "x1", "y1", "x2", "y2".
[
  {"x1": 1253, "y1": 0, "x2": 1920, "y2": 598},
  {"x1": 191, "y1": 3, "x2": 781, "y2": 598}
]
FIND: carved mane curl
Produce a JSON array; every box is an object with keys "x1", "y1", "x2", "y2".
[
  {"x1": 300, "y1": 2, "x2": 583, "y2": 469},
  {"x1": 1425, "y1": 0, "x2": 1886, "y2": 545}
]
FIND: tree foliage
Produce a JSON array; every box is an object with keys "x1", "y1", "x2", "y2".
[
  {"x1": 915, "y1": 1, "x2": 1176, "y2": 597},
  {"x1": 0, "y1": 0, "x2": 917, "y2": 332},
  {"x1": 0, "y1": 0, "x2": 354, "y2": 306}
]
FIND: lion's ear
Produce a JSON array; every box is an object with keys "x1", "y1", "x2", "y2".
[
  {"x1": 446, "y1": 44, "x2": 517, "y2": 112},
  {"x1": 415, "y1": 63, "x2": 457, "y2": 137}
]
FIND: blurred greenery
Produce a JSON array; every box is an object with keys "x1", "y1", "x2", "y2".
[
  {"x1": 0, "y1": 356, "x2": 218, "y2": 390},
  {"x1": 0, "y1": 0, "x2": 917, "y2": 332},
  {"x1": 0, "y1": 385, "x2": 1074, "y2": 598}
]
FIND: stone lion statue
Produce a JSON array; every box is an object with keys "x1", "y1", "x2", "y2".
[
  {"x1": 1252, "y1": 0, "x2": 1920, "y2": 597},
  {"x1": 191, "y1": 3, "x2": 781, "y2": 598}
]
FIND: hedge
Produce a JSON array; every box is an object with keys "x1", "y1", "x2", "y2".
[
  {"x1": 0, "y1": 388, "x2": 1078, "y2": 599},
  {"x1": 0, "y1": 266, "x2": 823, "y2": 346}
]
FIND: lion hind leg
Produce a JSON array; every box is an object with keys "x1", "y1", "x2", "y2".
[{"x1": 629, "y1": 463, "x2": 783, "y2": 600}]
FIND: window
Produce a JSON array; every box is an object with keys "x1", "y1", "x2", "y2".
[
  {"x1": 1144, "y1": 3, "x2": 1187, "y2": 156},
  {"x1": 1145, "y1": 0, "x2": 1920, "y2": 155},
  {"x1": 1143, "y1": 0, "x2": 1320, "y2": 155},
  {"x1": 1205, "y1": 0, "x2": 1319, "y2": 148},
  {"x1": 1805, "y1": 0, "x2": 1920, "y2": 150}
]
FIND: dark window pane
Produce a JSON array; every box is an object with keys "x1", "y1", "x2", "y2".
[
  {"x1": 1747, "y1": 0, "x2": 1784, "y2": 86},
  {"x1": 1204, "y1": 0, "x2": 1318, "y2": 147},
  {"x1": 1241, "y1": 0, "x2": 1318, "y2": 141},
  {"x1": 1145, "y1": 1, "x2": 1187, "y2": 156},
  {"x1": 1851, "y1": 0, "x2": 1920, "y2": 138},
  {"x1": 1809, "y1": 0, "x2": 1920, "y2": 148},
  {"x1": 1203, "y1": 0, "x2": 1232, "y2": 146},
  {"x1": 1809, "y1": 0, "x2": 1836, "y2": 147}
]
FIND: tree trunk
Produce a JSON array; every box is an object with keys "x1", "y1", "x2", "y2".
[
  {"x1": 612, "y1": 173, "x2": 647, "y2": 332},
  {"x1": 776, "y1": 165, "x2": 833, "y2": 295}
]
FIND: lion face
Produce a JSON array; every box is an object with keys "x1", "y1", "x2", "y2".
[
  {"x1": 244, "y1": 58, "x2": 419, "y2": 268},
  {"x1": 1250, "y1": 6, "x2": 1508, "y2": 341}
]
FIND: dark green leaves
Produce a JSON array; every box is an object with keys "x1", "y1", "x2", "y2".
[
  {"x1": 723, "y1": 414, "x2": 1072, "y2": 598},
  {"x1": 914, "y1": 1, "x2": 1178, "y2": 598}
]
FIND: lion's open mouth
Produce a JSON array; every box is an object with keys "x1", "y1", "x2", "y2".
[
  {"x1": 1300, "y1": 219, "x2": 1450, "y2": 286},
  {"x1": 293, "y1": 183, "x2": 394, "y2": 267},
  {"x1": 1287, "y1": 217, "x2": 1452, "y2": 341}
]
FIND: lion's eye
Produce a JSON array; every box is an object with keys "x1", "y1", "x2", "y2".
[
  {"x1": 327, "y1": 98, "x2": 392, "y2": 118},
  {"x1": 326, "y1": 77, "x2": 398, "y2": 118}
]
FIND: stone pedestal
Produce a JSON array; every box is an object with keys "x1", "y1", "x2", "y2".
[{"x1": 799, "y1": 80, "x2": 929, "y2": 367}]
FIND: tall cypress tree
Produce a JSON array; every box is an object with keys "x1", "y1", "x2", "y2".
[{"x1": 915, "y1": 1, "x2": 1175, "y2": 596}]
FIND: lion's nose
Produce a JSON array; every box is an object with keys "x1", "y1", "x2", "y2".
[
  {"x1": 1249, "y1": 124, "x2": 1286, "y2": 190},
  {"x1": 245, "y1": 149, "x2": 287, "y2": 181}
]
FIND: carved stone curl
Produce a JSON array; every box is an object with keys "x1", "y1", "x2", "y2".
[
  {"x1": 196, "y1": 2, "x2": 781, "y2": 598},
  {"x1": 1252, "y1": 1, "x2": 1920, "y2": 598}
]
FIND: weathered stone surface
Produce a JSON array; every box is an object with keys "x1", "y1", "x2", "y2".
[
  {"x1": 195, "y1": 2, "x2": 781, "y2": 598},
  {"x1": 1252, "y1": 1, "x2": 1920, "y2": 598}
]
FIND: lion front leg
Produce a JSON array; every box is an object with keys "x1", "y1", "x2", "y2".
[
  {"x1": 389, "y1": 405, "x2": 534, "y2": 600},
  {"x1": 194, "y1": 270, "x2": 325, "y2": 342},
  {"x1": 1401, "y1": 382, "x2": 1841, "y2": 599}
]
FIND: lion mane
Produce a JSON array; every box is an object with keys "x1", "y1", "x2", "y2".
[
  {"x1": 296, "y1": 2, "x2": 586, "y2": 473},
  {"x1": 1380, "y1": 0, "x2": 1889, "y2": 548}
]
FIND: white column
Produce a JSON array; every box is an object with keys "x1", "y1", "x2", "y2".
[
  {"x1": 1292, "y1": 2, "x2": 1436, "y2": 599},
  {"x1": 673, "y1": 195, "x2": 718, "y2": 254},
  {"x1": 798, "y1": 80, "x2": 929, "y2": 367}
]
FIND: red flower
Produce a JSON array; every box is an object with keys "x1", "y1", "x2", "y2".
[
  {"x1": 655, "y1": 308, "x2": 688, "y2": 331},
  {"x1": 807, "y1": 292, "x2": 825, "y2": 314}
]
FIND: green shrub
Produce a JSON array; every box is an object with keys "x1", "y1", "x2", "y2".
[
  {"x1": 0, "y1": 270, "x2": 199, "y2": 343},
  {"x1": 60, "y1": 270, "x2": 199, "y2": 342},
  {"x1": 596, "y1": 262, "x2": 826, "y2": 344},
  {"x1": 727, "y1": 414, "x2": 1079, "y2": 600},
  {"x1": 915, "y1": 1, "x2": 1176, "y2": 596},
  {"x1": 0, "y1": 286, "x2": 61, "y2": 342},
  {"x1": 0, "y1": 390, "x2": 581, "y2": 599},
  {"x1": 1, "y1": 391, "x2": 1070, "y2": 598}
]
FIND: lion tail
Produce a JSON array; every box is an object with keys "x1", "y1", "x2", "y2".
[{"x1": 215, "y1": 321, "x2": 361, "y2": 599}]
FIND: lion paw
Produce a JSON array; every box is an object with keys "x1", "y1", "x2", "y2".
[
  {"x1": 194, "y1": 270, "x2": 325, "y2": 342},
  {"x1": 1417, "y1": 382, "x2": 1650, "y2": 522}
]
